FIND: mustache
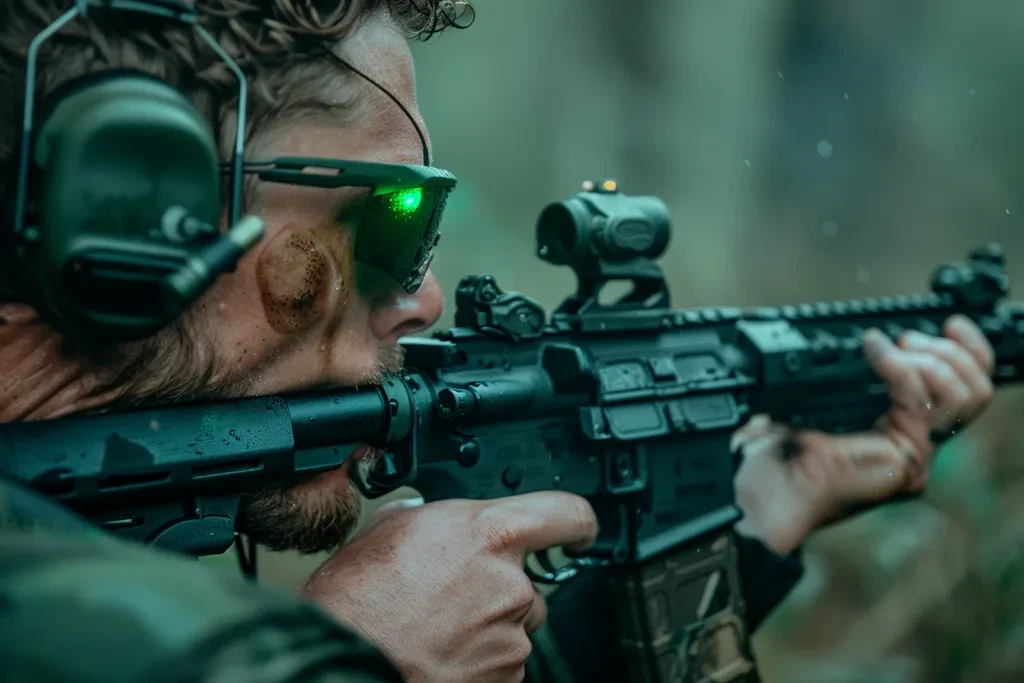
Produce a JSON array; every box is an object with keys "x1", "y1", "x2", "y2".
[
  {"x1": 368, "y1": 342, "x2": 407, "y2": 385},
  {"x1": 299, "y1": 341, "x2": 407, "y2": 393}
]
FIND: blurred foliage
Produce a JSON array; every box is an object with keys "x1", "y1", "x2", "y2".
[{"x1": 252, "y1": 1, "x2": 1024, "y2": 680}]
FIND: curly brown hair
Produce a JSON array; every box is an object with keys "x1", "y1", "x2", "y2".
[{"x1": 0, "y1": 0, "x2": 474, "y2": 167}]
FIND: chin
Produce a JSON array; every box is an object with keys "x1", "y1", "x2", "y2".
[{"x1": 236, "y1": 464, "x2": 363, "y2": 555}]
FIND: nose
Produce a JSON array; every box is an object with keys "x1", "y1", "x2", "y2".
[{"x1": 368, "y1": 269, "x2": 445, "y2": 345}]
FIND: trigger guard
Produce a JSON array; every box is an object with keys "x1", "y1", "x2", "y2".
[
  {"x1": 353, "y1": 450, "x2": 408, "y2": 499},
  {"x1": 536, "y1": 548, "x2": 560, "y2": 574},
  {"x1": 525, "y1": 550, "x2": 580, "y2": 585},
  {"x1": 352, "y1": 463, "x2": 386, "y2": 499}
]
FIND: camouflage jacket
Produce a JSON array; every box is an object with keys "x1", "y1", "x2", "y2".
[
  {"x1": 0, "y1": 477, "x2": 402, "y2": 683},
  {"x1": 0, "y1": 474, "x2": 802, "y2": 683}
]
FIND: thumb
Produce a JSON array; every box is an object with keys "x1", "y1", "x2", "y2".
[
  {"x1": 360, "y1": 496, "x2": 425, "y2": 535},
  {"x1": 730, "y1": 414, "x2": 774, "y2": 452}
]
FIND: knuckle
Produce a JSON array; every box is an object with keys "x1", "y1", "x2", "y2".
[
  {"x1": 471, "y1": 505, "x2": 528, "y2": 552},
  {"x1": 884, "y1": 357, "x2": 916, "y2": 384},
  {"x1": 981, "y1": 346, "x2": 997, "y2": 373},
  {"x1": 507, "y1": 634, "x2": 534, "y2": 667},
  {"x1": 938, "y1": 340, "x2": 979, "y2": 373},
  {"x1": 949, "y1": 343, "x2": 979, "y2": 370},
  {"x1": 922, "y1": 356, "x2": 954, "y2": 383},
  {"x1": 933, "y1": 336, "x2": 963, "y2": 356},
  {"x1": 508, "y1": 575, "x2": 538, "y2": 612},
  {"x1": 474, "y1": 511, "x2": 525, "y2": 552},
  {"x1": 978, "y1": 377, "x2": 995, "y2": 405},
  {"x1": 478, "y1": 570, "x2": 538, "y2": 628}
]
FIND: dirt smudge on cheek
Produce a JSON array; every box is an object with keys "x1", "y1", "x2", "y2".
[{"x1": 255, "y1": 226, "x2": 336, "y2": 335}]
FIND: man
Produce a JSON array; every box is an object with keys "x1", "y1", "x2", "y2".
[{"x1": 0, "y1": 2, "x2": 998, "y2": 683}]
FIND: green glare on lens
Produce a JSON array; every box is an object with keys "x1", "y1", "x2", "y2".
[{"x1": 387, "y1": 187, "x2": 423, "y2": 217}]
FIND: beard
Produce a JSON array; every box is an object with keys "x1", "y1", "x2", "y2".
[
  {"x1": 235, "y1": 466, "x2": 364, "y2": 554},
  {"x1": 234, "y1": 343, "x2": 407, "y2": 554}
]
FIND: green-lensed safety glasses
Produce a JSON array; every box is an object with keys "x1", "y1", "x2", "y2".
[{"x1": 230, "y1": 157, "x2": 457, "y2": 294}]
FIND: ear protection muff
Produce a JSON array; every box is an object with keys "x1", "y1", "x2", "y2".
[
  {"x1": 5, "y1": 0, "x2": 263, "y2": 343},
  {"x1": 14, "y1": 70, "x2": 220, "y2": 339}
]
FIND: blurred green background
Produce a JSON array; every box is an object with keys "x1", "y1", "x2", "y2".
[{"x1": 249, "y1": 1, "x2": 1024, "y2": 680}]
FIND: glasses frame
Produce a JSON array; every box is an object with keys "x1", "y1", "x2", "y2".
[{"x1": 224, "y1": 157, "x2": 457, "y2": 292}]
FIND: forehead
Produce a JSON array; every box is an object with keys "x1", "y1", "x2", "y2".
[
  {"x1": 281, "y1": 12, "x2": 424, "y2": 165},
  {"x1": 336, "y1": 12, "x2": 417, "y2": 103},
  {"x1": 259, "y1": 13, "x2": 427, "y2": 177}
]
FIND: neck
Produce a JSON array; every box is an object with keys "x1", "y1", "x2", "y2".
[{"x1": 0, "y1": 304, "x2": 120, "y2": 422}]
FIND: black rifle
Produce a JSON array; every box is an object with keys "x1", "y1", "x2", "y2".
[{"x1": 2, "y1": 181, "x2": 1023, "y2": 682}]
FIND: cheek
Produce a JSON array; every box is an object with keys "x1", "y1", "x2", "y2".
[{"x1": 255, "y1": 225, "x2": 338, "y2": 334}]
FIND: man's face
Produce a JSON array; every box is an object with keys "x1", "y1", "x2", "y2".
[{"x1": 203, "y1": 15, "x2": 444, "y2": 553}]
